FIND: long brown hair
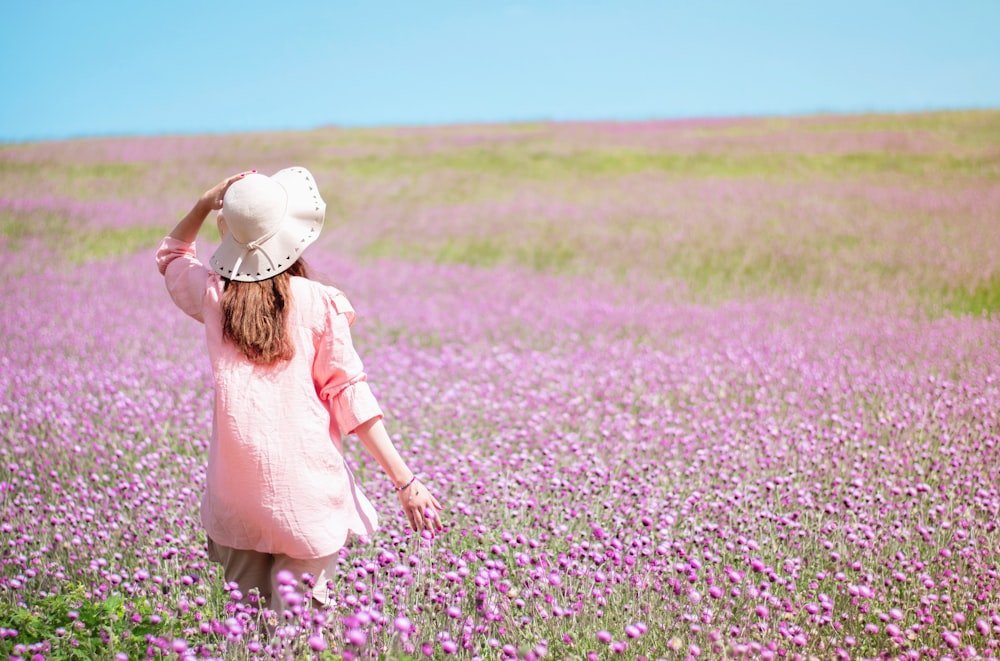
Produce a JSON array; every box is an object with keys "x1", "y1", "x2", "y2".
[{"x1": 221, "y1": 260, "x2": 310, "y2": 365}]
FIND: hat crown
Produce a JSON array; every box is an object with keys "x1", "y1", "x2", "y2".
[
  {"x1": 222, "y1": 174, "x2": 288, "y2": 244},
  {"x1": 210, "y1": 166, "x2": 325, "y2": 282}
]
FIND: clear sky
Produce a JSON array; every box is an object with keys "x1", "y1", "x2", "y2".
[{"x1": 2, "y1": 0, "x2": 999, "y2": 142}]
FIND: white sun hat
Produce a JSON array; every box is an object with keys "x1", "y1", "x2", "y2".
[{"x1": 210, "y1": 167, "x2": 326, "y2": 282}]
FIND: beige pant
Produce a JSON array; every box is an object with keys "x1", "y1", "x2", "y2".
[{"x1": 207, "y1": 538, "x2": 339, "y2": 610}]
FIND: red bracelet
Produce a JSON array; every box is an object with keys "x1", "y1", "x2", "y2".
[{"x1": 395, "y1": 476, "x2": 417, "y2": 492}]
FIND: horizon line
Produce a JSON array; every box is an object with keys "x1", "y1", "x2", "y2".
[{"x1": 3, "y1": 104, "x2": 998, "y2": 146}]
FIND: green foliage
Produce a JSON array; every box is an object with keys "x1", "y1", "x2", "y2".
[
  {"x1": 65, "y1": 226, "x2": 172, "y2": 263},
  {"x1": 1, "y1": 109, "x2": 998, "y2": 315},
  {"x1": 515, "y1": 240, "x2": 576, "y2": 272},
  {"x1": 0, "y1": 160, "x2": 145, "y2": 201},
  {"x1": 803, "y1": 108, "x2": 1000, "y2": 141},
  {"x1": 434, "y1": 237, "x2": 508, "y2": 267},
  {"x1": 333, "y1": 144, "x2": 997, "y2": 182},
  {"x1": 58, "y1": 162, "x2": 142, "y2": 179},
  {"x1": 0, "y1": 585, "x2": 160, "y2": 659},
  {"x1": 665, "y1": 242, "x2": 816, "y2": 300},
  {"x1": 0, "y1": 211, "x2": 171, "y2": 264},
  {"x1": 362, "y1": 235, "x2": 577, "y2": 273},
  {"x1": 942, "y1": 274, "x2": 1000, "y2": 317},
  {"x1": 0, "y1": 210, "x2": 64, "y2": 242}
]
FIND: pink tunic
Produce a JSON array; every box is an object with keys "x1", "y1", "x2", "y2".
[{"x1": 156, "y1": 237, "x2": 382, "y2": 559}]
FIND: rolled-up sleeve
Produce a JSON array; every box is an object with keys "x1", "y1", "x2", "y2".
[
  {"x1": 314, "y1": 290, "x2": 383, "y2": 437},
  {"x1": 155, "y1": 237, "x2": 212, "y2": 323}
]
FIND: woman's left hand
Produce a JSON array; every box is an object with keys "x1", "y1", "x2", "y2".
[{"x1": 398, "y1": 479, "x2": 444, "y2": 536}]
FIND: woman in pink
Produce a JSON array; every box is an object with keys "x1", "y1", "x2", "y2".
[{"x1": 156, "y1": 167, "x2": 443, "y2": 609}]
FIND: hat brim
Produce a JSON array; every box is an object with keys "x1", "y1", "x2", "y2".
[{"x1": 210, "y1": 167, "x2": 326, "y2": 282}]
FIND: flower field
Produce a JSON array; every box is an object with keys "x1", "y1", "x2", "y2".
[{"x1": 1, "y1": 110, "x2": 999, "y2": 660}]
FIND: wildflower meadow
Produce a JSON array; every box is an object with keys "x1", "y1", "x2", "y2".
[{"x1": 1, "y1": 110, "x2": 999, "y2": 660}]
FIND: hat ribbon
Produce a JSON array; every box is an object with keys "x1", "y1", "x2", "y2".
[{"x1": 230, "y1": 224, "x2": 282, "y2": 279}]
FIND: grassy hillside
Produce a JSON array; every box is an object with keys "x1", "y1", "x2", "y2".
[{"x1": 2, "y1": 110, "x2": 998, "y2": 314}]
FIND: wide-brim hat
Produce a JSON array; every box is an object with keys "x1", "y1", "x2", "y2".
[{"x1": 210, "y1": 167, "x2": 326, "y2": 282}]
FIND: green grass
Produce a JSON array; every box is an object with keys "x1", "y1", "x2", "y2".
[
  {"x1": 660, "y1": 241, "x2": 818, "y2": 300},
  {"x1": 0, "y1": 583, "x2": 211, "y2": 660},
  {"x1": 64, "y1": 226, "x2": 174, "y2": 263},
  {"x1": 1, "y1": 211, "x2": 171, "y2": 264},
  {"x1": 331, "y1": 145, "x2": 998, "y2": 181},
  {"x1": 359, "y1": 217, "x2": 1000, "y2": 315},
  {"x1": 3, "y1": 109, "x2": 999, "y2": 315},
  {"x1": 801, "y1": 108, "x2": 1000, "y2": 137},
  {"x1": 0, "y1": 159, "x2": 145, "y2": 184},
  {"x1": 432, "y1": 237, "x2": 508, "y2": 267},
  {"x1": 711, "y1": 109, "x2": 1000, "y2": 154},
  {"x1": 942, "y1": 274, "x2": 1000, "y2": 317},
  {"x1": 0, "y1": 581, "x2": 351, "y2": 660},
  {"x1": 362, "y1": 235, "x2": 578, "y2": 273},
  {"x1": 0, "y1": 210, "x2": 65, "y2": 242}
]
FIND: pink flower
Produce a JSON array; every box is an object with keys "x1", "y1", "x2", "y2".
[{"x1": 346, "y1": 628, "x2": 367, "y2": 647}]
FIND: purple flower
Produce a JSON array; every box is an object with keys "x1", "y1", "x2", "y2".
[
  {"x1": 346, "y1": 628, "x2": 367, "y2": 647},
  {"x1": 309, "y1": 634, "x2": 327, "y2": 651}
]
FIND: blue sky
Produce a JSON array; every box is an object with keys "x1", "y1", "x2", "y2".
[{"x1": 2, "y1": 1, "x2": 998, "y2": 142}]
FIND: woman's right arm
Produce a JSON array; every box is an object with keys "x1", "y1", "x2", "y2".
[
  {"x1": 168, "y1": 171, "x2": 251, "y2": 243},
  {"x1": 156, "y1": 172, "x2": 253, "y2": 321}
]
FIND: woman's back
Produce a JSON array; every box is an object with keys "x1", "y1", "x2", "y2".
[{"x1": 157, "y1": 167, "x2": 441, "y2": 608}]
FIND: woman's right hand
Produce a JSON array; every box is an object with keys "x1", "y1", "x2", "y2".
[
  {"x1": 169, "y1": 170, "x2": 256, "y2": 243},
  {"x1": 198, "y1": 170, "x2": 256, "y2": 213},
  {"x1": 353, "y1": 418, "x2": 446, "y2": 537}
]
